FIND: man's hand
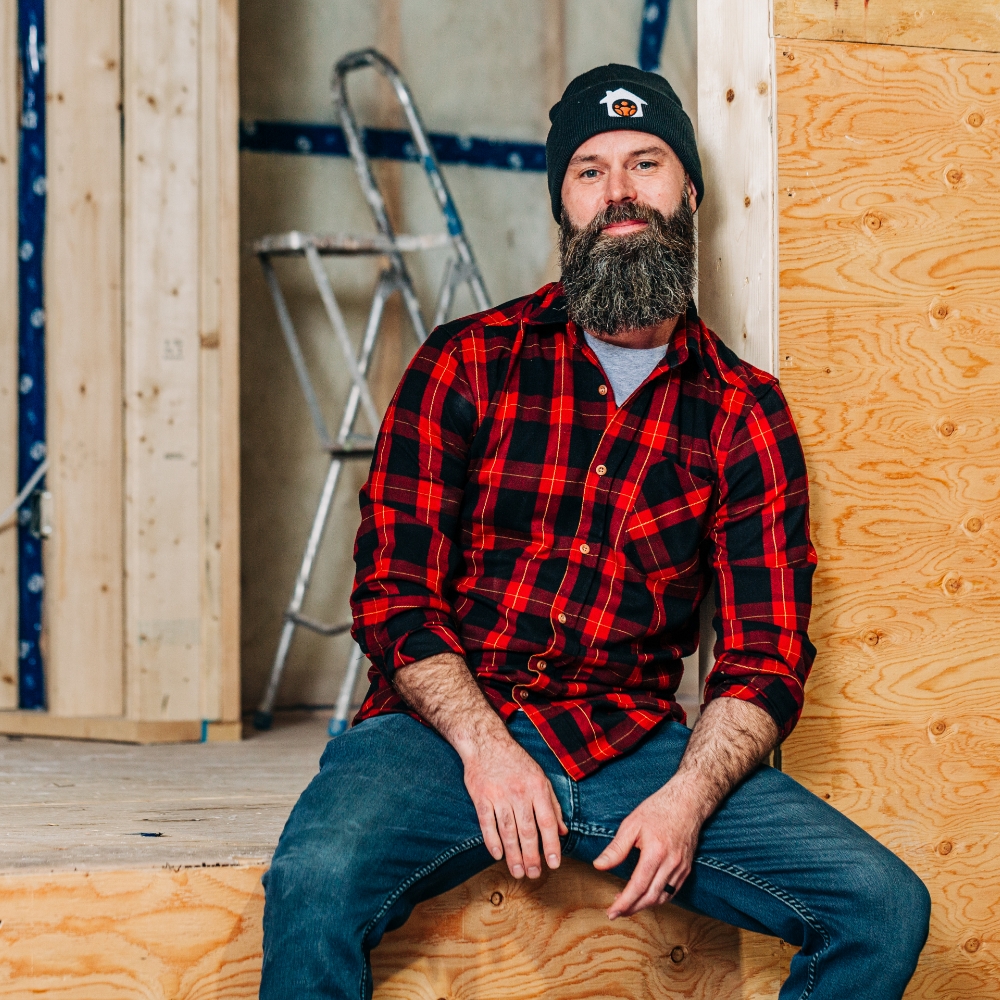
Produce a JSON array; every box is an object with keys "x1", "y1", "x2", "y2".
[
  {"x1": 594, "y1": 776, "x2": 704, "y2": 918},
  {"x1": 394, "y1": 652, "x2": 567, "y2": 879},
  {"x1": 460, "y1": 729, "x2": 568, "y2": 879},
  {"x1": 594, "y1": 697, "x2": 780, "y2": 919}
]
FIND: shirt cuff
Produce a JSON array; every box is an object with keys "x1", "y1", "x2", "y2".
[
  {"x1": 391, "y1": 622, "x2": 466, "y2": 673},
  {"x1": 702, "y1": 671, "x2": 803, "y2": 741}
]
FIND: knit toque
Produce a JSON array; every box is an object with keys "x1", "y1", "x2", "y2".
[{"x1": 545, "y1": 63, "x2": 703, "y2": 222}]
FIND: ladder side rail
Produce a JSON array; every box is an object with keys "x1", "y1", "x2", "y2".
[
  {"x1": 373, "y1": 54, "x2": 491, "y2": 312},
  {"x1": 333, "y1": 58, "x2": 429, "y2": 345},
  {"x1": 260, "y1": 255, "x2": 336, "y2": 452},
  {"x1": 303, "y1": 244, "x2": 385, "y2": 435}
]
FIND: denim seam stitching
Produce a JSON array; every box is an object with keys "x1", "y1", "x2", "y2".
[
  {"x1": 695, "y1": 854, "x2": 831, "y2": 1000},
  {"x1": 569, "y1": 820, "x2": 618, "y2": 838},
  {"x1": 359, "y1": 835, "x2": 484, "y2": 1000}
]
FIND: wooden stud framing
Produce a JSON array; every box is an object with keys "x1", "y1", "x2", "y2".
[
  {"x1": 198, "y1": 0, "x2": 241, "y2": 724},
  {"x1": 697, "y1": 0, "x2": 779, "y2": 375},
  {"x1": 0, "y1": 0, "x2": 239, "y2": 739},
  {"x1": 44, "y1": 0, "x2": 125, "y2": 717},
  {"x1": 0, "y1": 1, "x2": 18, "y2": 709},
  {"x1": 123, "y1": 0, "x2": 204, "y2": 722}
]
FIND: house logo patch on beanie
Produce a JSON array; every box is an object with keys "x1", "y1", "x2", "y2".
[{"x1": 600, "y1": 88, "x2": 647, "y2": 119}]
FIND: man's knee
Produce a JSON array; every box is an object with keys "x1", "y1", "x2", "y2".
[{"x1": 846, "y1": 848, "x2": 930, "y2": 974}]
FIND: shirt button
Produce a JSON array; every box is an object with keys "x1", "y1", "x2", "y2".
[
  {"x1": 579, "y1": 543, "x2": 591, "y2": 555},
  {"x1": 536, "y1": 659, "x2": 547, "y2": 670},
  {"x1": 557, "y1": 612, "x2": 567, "y2": 624},
  {"x1": 598, "y1": 384, "x2": 608, "y2": 396},
  {"x1": 595, "y1": 464, "x2": 607, "y2": 476}
]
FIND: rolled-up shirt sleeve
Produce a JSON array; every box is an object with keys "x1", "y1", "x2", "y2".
[
  {"x1": 702, "y1": 383, "x2": 817, "y2": 739},
  {"x1": 351, "y1": 324, "x2": 478, "y2": 679}
]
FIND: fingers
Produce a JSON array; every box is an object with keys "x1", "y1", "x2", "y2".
[
  {"x1": 593, "y1": 817, "x2": 637, "y2": 871},
  {"x1": 610, "y1": 859, "x2": 690, "y2": 920},
  {"x1": 535, "y1": 786, "x2": 563, "y2": 871},
  {"x1": 496, "y1": 804, "x2": 526, "y2": 878},
  {"x1": 475, "y1": 801, "x2": 504, "y2": 862}
]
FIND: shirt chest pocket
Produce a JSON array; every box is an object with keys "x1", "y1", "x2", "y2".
[{"x1": 621, "y1": 460, "x2": 715, "y2": 583}]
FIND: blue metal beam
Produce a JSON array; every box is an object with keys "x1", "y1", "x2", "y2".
[{"x1": 17, "y1": 0, "x2": 46, "y2": 708}]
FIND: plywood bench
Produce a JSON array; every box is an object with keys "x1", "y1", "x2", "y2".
[{"x1": 0, "y1": 859, "x2": 789, "y2": 999}]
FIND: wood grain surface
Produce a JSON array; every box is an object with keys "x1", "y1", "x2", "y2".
[
  {"x1": 697, "y1": 0, "x2": 778, "y2": 376},
  {"x1": 0, "y1": 865, "x2": 266, "y2": 1000},
  {"x1": 0, "y1": 1, "x2": 17, "y2": 710},
  {"x1": 0, "y1": 860, "x2": 789, "y2": 1000},
  {"x1": 774, "y1": 0, "x2": 1000, "y2": 53},
  {"x1": 777, "y1": 39, "x2": 1000, "y2": 998},
  {"x1": 123, "y1": 0, "x2": 205, "y2": 722},
  {"x1": 197, "y1": 0, "x2": 241, "y2": 724},
  {"x1": 373, "y1": 860, "x2": 788, "y2": 1000},
  {"x1": 44, "y1": 0, "x2": 125, "y2": 717}
]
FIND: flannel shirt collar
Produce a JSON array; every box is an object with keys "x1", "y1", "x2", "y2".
[{"x1": 517, "y1": 282, "x2": 705, "y2": 376}]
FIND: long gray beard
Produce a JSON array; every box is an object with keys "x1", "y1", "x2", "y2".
[{"x1": 559, "y1": 199, "x2": 697, "y2": 337}]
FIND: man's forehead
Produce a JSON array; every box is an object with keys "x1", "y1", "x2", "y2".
[{"x1": 568, "y1": 131, "x2": 674, "y2": 164}]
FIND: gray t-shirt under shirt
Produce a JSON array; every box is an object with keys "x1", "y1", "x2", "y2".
[{"x1": 583, "y1": 331, "x2": 667, "y2": 407}]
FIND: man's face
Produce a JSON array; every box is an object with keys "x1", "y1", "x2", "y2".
[
  {"x1": 560, "y1": 131, "x2": 697, "y2": 231},
  {"x1": 558, "y1": 131, "x2": 698, "y2": 338}
]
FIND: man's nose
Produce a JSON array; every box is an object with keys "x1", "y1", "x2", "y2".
[{"x1": 604, "y1": 166, "x2": 636, "y2": 206}]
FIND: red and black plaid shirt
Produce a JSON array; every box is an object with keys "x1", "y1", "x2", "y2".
[{"x1": 351, "y1": 283, "x2": 816, "y2": 779}]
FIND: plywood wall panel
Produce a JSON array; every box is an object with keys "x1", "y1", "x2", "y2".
[
  {"x1": 774, "y1": 0, "x2": 1000, "y2": 53},
  {"x1": 123, "y1": 0, "x2": 203, "y2": 721},
  {"x1": 0, "y1": 0, "x2": 18, "y2": 708},
  {"x1": 44, "y1": 0, "x2": 124, "y2": 717},
  {"x1": 776, "y1": 39, "x2": 1000, "y2": 999}
]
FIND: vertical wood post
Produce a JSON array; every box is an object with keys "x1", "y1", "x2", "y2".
[
  {"x1": 44, "y1": 0, "x2": 125, "y2": 716},
  {"x1": 696, "y1": 0, "x2": 778, "y2": 374},
  {"x1": 0, "y1": 2, "x2": 18, "y2": 709}
]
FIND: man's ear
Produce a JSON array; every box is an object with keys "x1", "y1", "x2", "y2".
[{"x1": 687, "y1": 177, "x2": 698, "y2": 214}]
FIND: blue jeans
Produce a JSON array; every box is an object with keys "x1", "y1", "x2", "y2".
[{"x1": 261, "y1": 712, "x2": 929, "y2": 1000}]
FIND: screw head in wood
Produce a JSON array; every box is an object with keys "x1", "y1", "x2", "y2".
[
  {"x1": 670, "y1": 946, "x2": 686, "y2": 963},
  {"x1": 490, "y1": 891, "x2": 503, "y2": 906}
]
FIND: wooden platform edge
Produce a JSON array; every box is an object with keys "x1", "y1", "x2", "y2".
[{"x1": 0, "y1": 712, "x2": 241, "y2": 743}]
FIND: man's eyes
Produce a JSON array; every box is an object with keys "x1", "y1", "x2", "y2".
[
  {"x1": 636, "y1": 160, "x2": 657, "y2": 170},
  {"x1": 582, "y1": 168, "x2": 601, "y2": 178}
]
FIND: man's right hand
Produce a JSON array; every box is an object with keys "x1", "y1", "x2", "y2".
[
  {"x1": 459, "y1": 730, "x2": 568, "y2": 879},
  {"x1": 394, "y1": 652, "x2": 567, "y2": 879}
]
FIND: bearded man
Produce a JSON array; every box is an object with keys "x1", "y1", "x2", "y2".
[{"x1": 260, "y1": 65, "x2": 929, "y2": 1000}]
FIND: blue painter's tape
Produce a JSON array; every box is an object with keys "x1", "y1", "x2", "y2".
[
  {"x1": 639, "y1": 0, "x2": 671, "y2": 73},
  {"x1": 17, "y1": 0, "x2": 46, "y2": 709},
  {"x1": 239, "y1": 121, "x2": 547, "y2": 173}
]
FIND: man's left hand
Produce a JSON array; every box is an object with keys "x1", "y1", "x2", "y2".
[{"x1": 592, "y1": 777, "x2": 705, "y2": 919}]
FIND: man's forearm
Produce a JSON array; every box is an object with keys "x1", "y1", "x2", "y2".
[
  {"x1": 394, "y1": 652, "x2": 510, "y2": 757},
  {"x1": 670, "y1": 697, "x2": 780, "y2": 823}
]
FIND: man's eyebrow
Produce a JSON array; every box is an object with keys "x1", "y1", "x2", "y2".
[{"x1": 567, "y1": 146, "x2": 668, "y2": 167}]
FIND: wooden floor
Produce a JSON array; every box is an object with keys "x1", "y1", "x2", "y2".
[{"x1": 0, "y1": 711, "x2": 327, "y2": 874}]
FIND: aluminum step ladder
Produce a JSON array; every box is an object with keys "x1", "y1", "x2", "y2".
[{"x1": 252, "y1": 48, "x2": 490, "y2": 734}]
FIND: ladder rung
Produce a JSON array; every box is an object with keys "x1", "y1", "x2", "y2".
[
  {"x1": 284, "y1": 612, "x2": 353, "y2": 637},
  {"x1": 327, "y1": 447, "x2": 374, "y2": 460},
  {"x1": 254, "y1": 230, "x2": 450, "y2": 257}
]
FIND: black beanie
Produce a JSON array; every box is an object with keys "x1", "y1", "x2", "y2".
[{"x1": 545, "y1": 64, "x2": 703, "y2": 222}]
